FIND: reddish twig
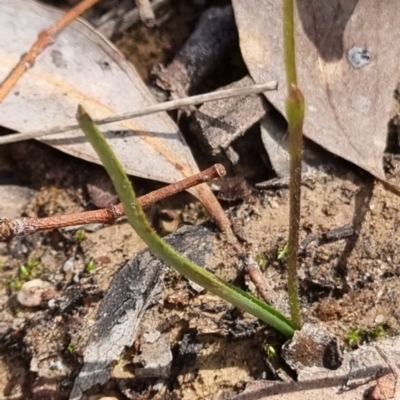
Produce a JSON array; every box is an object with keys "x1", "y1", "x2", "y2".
[
  {"x1": 0, "y1": 0, "x2": 100, "y2": 104},
  {"x1": 0, "y1": 164, "x2": 225, "y2": 241}
]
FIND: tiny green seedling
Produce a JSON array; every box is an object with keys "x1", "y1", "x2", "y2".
[
  {"x1": 346, "y1": 329, "x2": 361, "y2": 348},
  {"x1": 85, "y1": 258, "x2": 96, "y2": 274},
  {"x1": 9, "y1": 277, "x2": 23, "y2": 292},
  {"x1": 264, "y1": 343, "x2": 277, "y2": 360},
  {"x1": 369, "y1": 325, "x2": 386, "y2": 340},
  {"x1": 277, "y1": 244, "x2": 288, "y2": 261},
  {"x1": 8, "y1": 258, "x2": 40, "y2": 291},
  {"x1": 74, "y1": 229, "x2": 86, "y2": 242},
  {"x1": 346, "y1": 325, "x2": 386, "y2": 348},
  {"x1": 255, "y1": 254, "x2": 267, "y2": 268},
  {"x1": 19, "y1": 264, "x2": 31, "y2": 280},
  {"x1": 66, "y1": 343, "x2": 75, "y2": 356},
  {"x1": 13, "y1": 305, "x2": 22, "y2": 317}
]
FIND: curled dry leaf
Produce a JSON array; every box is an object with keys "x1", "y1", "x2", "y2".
[
  {"x1": 232, "y1": 0, "x2": 400, "y2": 182},
  {"x1": 0, "y1": 0, "x2": 226, "y2": 227}
]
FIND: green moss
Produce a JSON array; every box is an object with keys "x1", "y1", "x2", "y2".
[
  {"x1": 8, "y1": 257, "x2": 40, "y2": 292},
  {"x1": 369, "y1": 325, "x2": 386, "y2": 341},
  {"x1": 346, "y1": 325, "x2": 387, "y2": 348},
  {"x1": 346, "y1": 329, "x2": 361, "y2": 348}
]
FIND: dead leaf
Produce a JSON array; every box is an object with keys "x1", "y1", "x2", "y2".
[
  {"x1": 232, "y1": 0, "x2": 400, "y2": 182},
  {"x1": 0, "y1": 0, "x2": 224, "y2": 225}
]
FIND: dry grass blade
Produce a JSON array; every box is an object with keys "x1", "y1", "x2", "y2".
[
  {"x1": 0, "y1": 164, "x2": 225, "y2": 240},
  {"x1": 0, "y1": 0, "x2": 100, "y2": 103}
]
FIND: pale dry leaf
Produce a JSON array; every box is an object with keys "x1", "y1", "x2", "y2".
[
  {"x1": 0, "y1": 0, "x2": 221, "y2": 218},
  {"x1": 232, "y1": 0, "x2": 400, "y2": 181}
]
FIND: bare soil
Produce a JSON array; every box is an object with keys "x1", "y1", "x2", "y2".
[{"x1": 2, "y1": 137, "x2": 400, "y2": 399}]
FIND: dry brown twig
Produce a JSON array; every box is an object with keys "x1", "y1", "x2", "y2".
[
  {"x1": 0, "y1": 0, "x2": 101, "y2": 104},
  {"x1": 244, "y1": 256, "x2": 275, "y2": 304},
  {"x1": 0, "y1": 164, "x2": 225, "y2": 241}
]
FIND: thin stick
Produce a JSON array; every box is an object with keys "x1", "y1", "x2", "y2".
[
  {"x1": 0, "y1": 0, "x2": 100, "y2": 104},
  {"x1": 136, "y1": 0, "x2": 156, "y2": 27},
  {"x1": 244, "y1": 256, "x2": 274, "y2": 304},
  {"x1": 0, "y1": 82, "x2": 277, "y2": 145},
  {"x1": 0, "y1": 164, "x2": 225, "y2": 241},
  {"x1": 96, "y1": 0, "x2": 170, "y2": 38}
]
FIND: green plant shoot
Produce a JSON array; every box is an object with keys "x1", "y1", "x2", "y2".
[
  {"x1": 277, "y1": 244, "x2": 288, "y2": 260},
  {"x1": 283, "y1": 0, "x2": 305, "y2": 329},
  {"x1": 76, "y1": 106, "x2": 295, "y2": 338},
  {"x1": 85, "y1": 258, "x2": 95, "y2": 274}
]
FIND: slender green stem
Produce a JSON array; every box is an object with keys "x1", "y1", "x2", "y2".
[
  {"x1": 283, "y1": 0, "x2": 304, "y2": 329},
  {"x1": 77, "y1": 106, "x2": 295, "y2": 338},
  {"x1": 286, "y1": 86, "x2": 304, "y2": 330},
  {"x1": 283, "y1": 0, "x2": 297, "y2": 88}
]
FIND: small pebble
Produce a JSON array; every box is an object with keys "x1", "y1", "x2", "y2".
[
  {"x1": 269, "y1": 199, "x2": 279, "y2": 209},
  {"x1": 17, "y1": 279, "x2": 56, "y2": 307},
  {"x1": 48, "y1": 299, "x2": 57, "y2": 308},
  {"x1": 62, "y1": 258, "x2": 74, "y2": 272}
]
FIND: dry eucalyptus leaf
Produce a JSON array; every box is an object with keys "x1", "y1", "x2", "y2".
[
  {"x1": 0, "y1": 0, "x2": 222, "y2": 221},
  {"x1": 232, "y1": 0, "x2": 400, "y2": 182}
]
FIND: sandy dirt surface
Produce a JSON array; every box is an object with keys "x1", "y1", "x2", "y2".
[{"x1": 1, "y1": 139, "x2": 400, "y2": 399}]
